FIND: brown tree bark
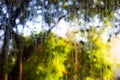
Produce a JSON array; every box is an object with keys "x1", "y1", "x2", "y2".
[
  {"x1": 0, "y1": 25, "x2": 11, "y2": 80},
  {"x1": 73, "y1": 43, "x2": 78, "y2": 80},
  {"x1": 0, "y1": 1, "x2": 13, "y2": 79}
]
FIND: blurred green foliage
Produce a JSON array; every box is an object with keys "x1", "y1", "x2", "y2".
[
  {"x1": 77, "y1": 27, "x2": 112, "y2": 80},
  {"x1": 23, "y1": 33, "x2": 72, "y2": 80},
  {"x1": 22, "y1": 31, "x2": 112, "y2": 80}
]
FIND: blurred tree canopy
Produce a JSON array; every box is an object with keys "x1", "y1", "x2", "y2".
[
  {"x1": 23, "y1": 33, "x2": 72, "y2": 80},
  {"x1": 0, "y1": 0, "x2": 120, "y2": 80}
]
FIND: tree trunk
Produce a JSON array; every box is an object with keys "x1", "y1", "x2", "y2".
[
  {"x1": 19, "y1": 49, "x2": 22, "y2": 80},
  {"x1": 73, "y1": 43, "x2": 78, "y2": 80},
  {"x1": 0, "y1": 25, "x2": 11, "y2": 80},
  {"x1": 8, "y1": 34, "x2": 24, "y2": 80}
]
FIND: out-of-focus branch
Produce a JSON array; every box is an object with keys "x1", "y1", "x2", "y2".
[
  {"x1": 13, "y1": 0, "x2": 31, "y2": 18},
  {"x1": 48, "y1": 14, "x2": 68, "y2": 32}
]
